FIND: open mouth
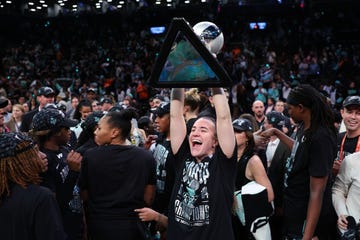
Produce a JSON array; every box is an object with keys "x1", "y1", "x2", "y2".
[{"x1": 192, "y1": 139, "x2": 202, "y2": 147}]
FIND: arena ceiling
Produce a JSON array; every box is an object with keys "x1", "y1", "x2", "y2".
[{"x1": 0, "y1": 0, "x2": 354, "y2": 17}]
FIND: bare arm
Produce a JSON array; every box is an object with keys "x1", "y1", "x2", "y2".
[
  {"x1": 302, "y1": 176, "x2": 328, "y2": 240},
  {"x1": 135, "y1": 207, "x2": 168, "y2": 228},
  {"x1": 248, "y1": 155, "x2": 274, "y2": 202},
  {"x1": 261, "y1": 127, "x2": 294, "y2": 150},
  {"x1": 144, "y1": 184, "x2": 156, "y2": 207},
  {"x1": 170, "y1": 88, "x2": 187, "y2": 154},
  {"x1": 211, "y1": 88, "x2": 235, "y2": 158}
]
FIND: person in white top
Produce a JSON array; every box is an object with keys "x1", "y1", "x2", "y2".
[{"x1": 332, "y1": 151, "x2": 360, "y2": 238}]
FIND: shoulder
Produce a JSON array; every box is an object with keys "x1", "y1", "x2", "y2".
[
  {"x1": 14, "y1": 184, "x2": 54, "y2": 203},
  {"x1": 343, "y1": 151, "x2": 360, "y2": 165},
  {"x1": 24, "y1": 109, "x2": 38, "y2": 117},
  {"x1": 248, "y1": 154, "x2": 263, "y2": 169},
  {"x1": 311, "y1": 126, "x2": 336, "y2": 142}
]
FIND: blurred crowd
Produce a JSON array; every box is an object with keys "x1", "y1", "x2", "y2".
[{"x1": 1, "y1": 5, "x2": 360, "y2": 240}]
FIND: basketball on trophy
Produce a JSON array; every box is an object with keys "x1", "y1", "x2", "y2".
[{"x1": 193, "y1": 21, "x2": 224, "y2": 55}]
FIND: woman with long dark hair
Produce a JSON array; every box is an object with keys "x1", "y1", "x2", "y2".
[{"x1": 261, "y1": 84, "x2": 337, "y2": 239}]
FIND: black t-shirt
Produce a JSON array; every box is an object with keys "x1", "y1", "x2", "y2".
[
  {"x1": 336, "y1": 132, "x2": 360, "y2": 160},
  {"x1": 76, "y1": 138, "x2": 97, "y2": 156},
  {"x1": 283, "y1": 124, "x2": 336, "y2": 226},
  {"x1": 152, "y1": 137, "x2": 176, "y2": 215},
  {"x1": 40, "y1": 146, "x2": 79, "y2": 211},
  {"x1": 235, "y1": 150, "x2": 254, "y2": 190},
  {"x1": 40, "y1": 145, "x2": 83, "y2": 239},
  {"x1": 0, "y1": 184, "x2": 67, "y2": 240},
  {"x1": 79, "y1": 144, "x2": 156, "y2": 221},
  {"x1": 167, "y1": 138, "x2": 237, "y2": 240}
]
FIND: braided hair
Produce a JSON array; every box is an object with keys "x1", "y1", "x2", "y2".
[
  {"x1": 286, "y1": 84, "x2": 337, "y2": 138},
  {"x1": 0, "y1": 133, "x2": 42, "y2": 204}
]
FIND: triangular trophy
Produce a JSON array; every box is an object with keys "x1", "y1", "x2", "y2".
[{"x1": 149, "y1": 18, "x2": 232, "y2": 87}]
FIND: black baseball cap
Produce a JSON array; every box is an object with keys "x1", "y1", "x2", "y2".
[
  {"x1": 0, "y1": 132, "x2": 35, "y2": 159},
  {"x1": 266, "y1": 112, "x2": 285, "y2": 130},
  {"x1": 87, "y1": 88, "x2": 97, "y2": 94},
  {"x1": 81, "y1": 111, "x2": 105, "y2": 130},
  {"x1": 37, "y1": 87, "x2": 55, "y2": 97},
  {"x1": 0, "y1": 97, "x2": 8, "y2": 108},
  {"x1": 153, "y1": 102, "x2": 170, "y2": 117},
  {"x1": 343, "y1": 96, "x2": 360, "y2": 108},
  {"x1": 232, "y1": 118, "x2": 253, "y2": 132},
  {"x1": 101, "y1": 97, "x2": 113, "y2": 105},
  {"x1": 31, "y1": 109, "x2": 78, "y2": 135}
]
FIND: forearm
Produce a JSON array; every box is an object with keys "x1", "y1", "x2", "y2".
[
  {"x1": 144, "y1": 185, "x2": 156, "y2": 207},
  {"x1": 171, "y1": 88, "x2": 184, "y2": 102},
  {"x1": 303, "y1": 182, "x2": 325, "y2": 239},
  {"x1": 211, "y1": 88, "x2": 235, "y2": 158},
  {"x1": 274, "y1": 128, "x2": 294, "y2": 149},
  {"x1": 332, "y1": 188, "x2": 349, "y2": 217},
  {"x1": 170, "y1": 88, "x2": 186, "y2": 154},
  {"x1": 211, "y1": 88, "x2": 229, "y2": 118},
  {"x1": 156, "y1": 212, "x2": 169, "y2": 228}
]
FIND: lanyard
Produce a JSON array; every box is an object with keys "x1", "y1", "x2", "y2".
[{"x1": 339, "y1": 134, "x2": 360, "y2": 162}]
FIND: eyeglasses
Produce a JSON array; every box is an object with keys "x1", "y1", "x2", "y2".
[{"x1": 0, "y1": 112, "x2": 7, "y2": 116}]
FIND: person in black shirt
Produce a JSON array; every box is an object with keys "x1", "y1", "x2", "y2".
[
  {"x1": 21, "y1": 86, "x2": 55, "y2": 132},
  {"x1": 232, "y1": 118, "x2": 274, "y2": 240},
  {"x1": 152, "y1": 102, "x2": 176, "y2": 225},
  {"x1": 0, "y1": 132, "x2": 66, "y2": 240},
  {"x1": 333, "y1": 95, "x2": 360, "y2": 176},
  {"x1": 79, "y1": 110, "x2": 156, "y2": 240},
  {"x1": 31, "y1": 108, "x2": 84, "y2": 240},
  {"x1": 261, "y1": 84, "x2": 337, "y2": 239},
  {"x1": 168, "y1": 88, "x2": 237, "y2": 240},
  {"x1": 75, "y1": 111, "x2": 105, "y2": 155}
]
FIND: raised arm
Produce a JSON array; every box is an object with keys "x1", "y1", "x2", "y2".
[
  {"x1": 211, "y1": 88, "x2": 235, "y2": 158},
  {"x1": 261, "y1": 127, "x2": 294, "y2": 150},
  {"x1": 170, "y1": 88, "x2": 187, "y2": 154}
]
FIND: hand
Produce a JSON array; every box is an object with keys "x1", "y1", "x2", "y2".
[
  {"x1": 37, "y1": 150, "x2": 48, "y2": 172},
  {"x1": 254, "y1": 129, "x2": 269, "y2": 149},
  {"x1": 332, "y1": 160, "x2": 341, "y2": 175},
  {"x1": 135, "y1": 207, "x2": 160, "y2": 222},
  {"x1": 144, "y1": 135, "x2": 158, "y2": 150},
  {"x1": 337, "y1": 215, "x2": 348, "y2": 230},
  {"x1": 66, "y1": 150, "x2": 82, "y2": 172},
  {"x1": 260, "y1": 128, "x2": 276, "y2": 138},
  {"x1": 39, "y1": 156, "x2": 48, "y2": 172}
]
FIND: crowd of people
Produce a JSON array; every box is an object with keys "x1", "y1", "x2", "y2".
[{"x1": 1, "y1": 4, "x2": 360, "y2": 240}]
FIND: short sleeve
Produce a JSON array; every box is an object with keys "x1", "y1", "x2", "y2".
[{"x1": 309, "y1": 129, "x2": 336, "y2": 177}]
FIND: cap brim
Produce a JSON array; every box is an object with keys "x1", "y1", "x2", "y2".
[
  {"x1": 344, "y1": 103, "x2": 360, "y2": 108},
  {"x1": 0, "y1": 99, "x2": 8, "y2": 108},
  {"x1": 233, "y1": 126, "x2": 245, "y2": 132},
  {"x1": 153, "y1": 109, "x2": 169, "y2": 117},
  {"x1": 62, "y1": 118, "x2": 78, "y2": 128}
]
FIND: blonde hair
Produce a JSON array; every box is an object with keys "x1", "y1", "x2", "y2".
[
  {"x1": 12, "y1": 104, "x2": 25, "y2": 114},
  {"x1": 184, "y1": 88, "x2": 201, "y2": 112}
]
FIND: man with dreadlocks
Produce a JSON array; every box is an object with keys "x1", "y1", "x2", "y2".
[
  {"x1": 0, "y1": 132, "x2": 66, "y2": 239},
  {"x1": 261, "y1": 84, "x2": 337, "y2": 239}
]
